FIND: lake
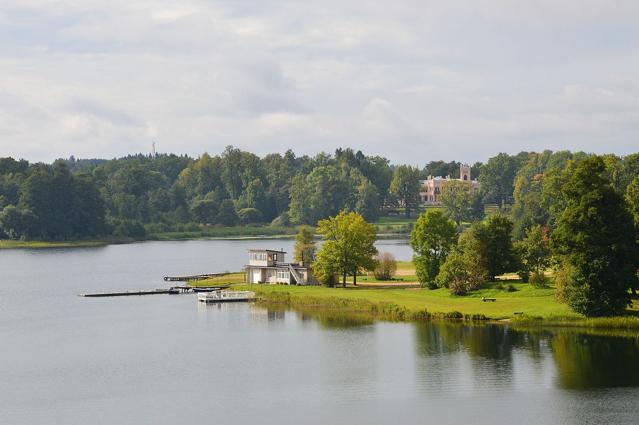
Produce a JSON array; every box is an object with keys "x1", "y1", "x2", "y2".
[{"x1": 1, "y1": 239, "x2": 638, "y2": 424}]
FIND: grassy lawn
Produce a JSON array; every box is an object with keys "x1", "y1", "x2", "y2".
[
  {"x1": 309, "y1": 260, "x2": 417, "y2": 286},
  {"x1": 235, "y1": 281, "x2": 578, "y2": 319},
  {"x1": 374, "y1": 216, "x2": 416, "y2": 235},
  {"x1": 190, "y1": 272, "x2": 246, "y2": 286}
]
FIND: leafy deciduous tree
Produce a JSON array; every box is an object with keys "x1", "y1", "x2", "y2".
[
  {"x1": 390, "y1": 165, "x2": 421, "y2": 218},
  {"x1": 294, "y1": 225, "x2": 316, "y2": 266},
  {"x1": 410, "y1": 209, "x2": 458, "y2": 288},
  {"x1": 552, "y1": 157, "x2": 639, "y2": 316},
  {"x1": 313, "y1": 211, "x2": 377, "y2": 287},
  {"x1": 515, "y1": 224, "x2": 551, "y2": 285}
]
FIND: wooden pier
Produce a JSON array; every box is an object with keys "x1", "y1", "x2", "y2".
[
  {"x1": 163, "y1": 272, "x2": 230, "y2": 282},
  {"x1": 79, "y1": 285, "x2": 231, "y2": 297},
  {"x1": 79, "y1": 288, "x2": 180, "y2": 297}
]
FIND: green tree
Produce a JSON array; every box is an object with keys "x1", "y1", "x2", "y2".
[
  {"x1": 354, "y1": 178, "x2": 381, "y2": 222},
  {"x1": 439, "y1": 181, "x2": 473, "y2": 226},
  {"x1": 237, "y1": 178, "x2": 269, "y2": 218},
  {"x1": 423, "y1": 161, "x2": 460, "y2": 179},
  {"x1": 216, "y1": 199, "x2": 239, "y2": 226},
  {"x1": 237, "y1": 208, "x2": 263, "y2": 224},
  {"x1": 515, "y1": 224, "x2": 551, "y2": 284},
  {"x1": 313, "y1": 211, "x2": 377, "y2": 287},
  {"x1": 294, "y1": 225, "x2": 316, "y2": 266},
  {"x1": 626, "y1": 175, "x2": 639, "y2": 226},
  {"x1": 472, "y1": 214, "x2": 517, "y2": 281},
  {"x1": 479, "y1": 153, "x2": 524, "y2": 205},
  {"x1": 190, "y1": 199, "x2": 218, "y2": 224},
  {"x1": 289, "y1": 166, "x2": 352, "y2": 224},
  {"x1": 358, "y1": 155, "x2": 392, "y2": 203},
  {"x1": 621, "y1": 153, "x2": 639, "y2": 190},
  {"x1": 410, "y1": 209, "x2": 458, "y2": 288},
  {"x1": 435, "y1": 230, "x2": 487, "y2": 295},
  {"x1": 390, "y1": 165, "x2": 421, "y2": 217},
  {"x1": 0, "y1": 205, "x2": 36, "y2": 239},
  {"x1": 551, "y1": 156, "x2": 639, "y2": 316}
]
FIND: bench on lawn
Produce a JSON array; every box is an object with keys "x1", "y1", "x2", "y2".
[{"x1": 481, "y1": 297, "x2": 496, "y2": 302}]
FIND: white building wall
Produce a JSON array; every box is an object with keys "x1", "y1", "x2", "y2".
[{"x1": 252, "y1": 269, "x2": 262, "y2": 283}]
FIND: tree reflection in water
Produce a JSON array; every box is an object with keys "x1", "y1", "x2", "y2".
[{"x1": 413, "y1": 322, "x2": 639, "y2": 390}]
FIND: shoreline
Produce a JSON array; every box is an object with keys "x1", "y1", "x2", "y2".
[
  {"x1": 232, "y1": 284, "x2": 639, "y2": 331},
  {"x1": 0, "y1": 232, "x2": 410, "y2": 249}
]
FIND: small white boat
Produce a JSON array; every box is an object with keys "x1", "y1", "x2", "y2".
[{"x1": 197, "y1": 290, "x2": 256, "y2": 303}]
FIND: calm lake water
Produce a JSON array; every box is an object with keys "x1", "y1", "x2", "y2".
[{"x1": 1, "y1": 239, "x2": 638, "y2": 425}]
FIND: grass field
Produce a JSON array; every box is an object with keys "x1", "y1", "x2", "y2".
[
  {"x1": 191, "y1": 272, "x2": 246, "y2": 286},
  {"x1": 373, "y1": 216, "x2": 417, "y2": 234},
  {"x1": 0, "y1": 239, "x2": 112, "y2": 249},
  {"x1": 243, "y1": 283, "x2": 639, "y2": 329},
  {"x1": 237, "y1": 282, "x2": 578, "y2": 319}
]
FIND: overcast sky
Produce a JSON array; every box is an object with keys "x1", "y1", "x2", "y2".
[{"x1": 1, "y1": 1, "x2": 638, "y2": 165}]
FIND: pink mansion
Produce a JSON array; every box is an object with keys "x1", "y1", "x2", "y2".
[{"x1": 420, "y1": 164, "x2": 480, "y2": 205}]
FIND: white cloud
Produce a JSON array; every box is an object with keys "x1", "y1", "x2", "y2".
[{"x1": 0, "y1": 0, "x2": 638, "y2": 163}]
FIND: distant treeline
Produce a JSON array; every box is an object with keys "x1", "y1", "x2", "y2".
[{"x1": 0, "y1": 147, "x2": 638, "y2": 241}]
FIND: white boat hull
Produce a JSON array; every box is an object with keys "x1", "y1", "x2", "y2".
[{"x1": 197, "y1": 290, "x2": 255, "y2": 303}]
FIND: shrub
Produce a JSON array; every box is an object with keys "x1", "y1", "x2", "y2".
[
  {"x1": 144, "y1": 222, "x2": 170, "y2": 233},
  {"x1": 216, "y1": 200, "x2": 239, "y2": 226},
  {"x1": 237, "y1": 208, "x2": 263, "y2": 225},
  {"x1": 414, "y1": 255, "x2": 437, "y2": 289},
  {"x1": 529, "y1": 271, "x2": 547, "y2": 287},
  {"x1": 373, "y1": 252, "x2": 397, "y2": 280},
  {"x1": 553, "y1": 263, "x2": 573, "y2": 303},
  {"x1": 319, "y1": 273, "x2": 338, "y2": 287},
  {"x1": 112, "y1": 219, "x2": 146, "y2": 238},
  {"x1": 517, "y1": 269, "x2": 530, "y2": 283},
  {"x1": 436, "y1": 238, "x2": 487, "y2": 295},
  {"x1": 190, "y1": 199, "x2": 218, "y2": 224},
  {"x1": 271, "y1": 212, "x2": 290, "y2": 227},
  {"x1": 506, "y1": 284, "x2": 517, "y2": 292},
  {"x1": 464, "y1": 314, "x2": 488, "y2": 321}
]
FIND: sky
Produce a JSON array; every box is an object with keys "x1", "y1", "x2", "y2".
[{"x1": 1, "y1": 0, "x2": 638, "y2": 165}]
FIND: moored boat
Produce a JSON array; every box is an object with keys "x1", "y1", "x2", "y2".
[{"x1": 197, "y1": 290, "x2": 255, "y2": 303}]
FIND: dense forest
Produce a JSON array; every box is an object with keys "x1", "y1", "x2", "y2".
[{"x1": 0, "y1": 147, "x2": 638, "y2": 246}]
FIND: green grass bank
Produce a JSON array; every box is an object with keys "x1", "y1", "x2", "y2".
[{"x1": 223, "y1": 282, "x2": 639, "y2": 330}]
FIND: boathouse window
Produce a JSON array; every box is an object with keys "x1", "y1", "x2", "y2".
[
  {"x1": 277, "y1": 270, "x2": 289, "y2": 279},
  {"x1": 251, "y1": 252, "x2": 267, "y2": 261}
]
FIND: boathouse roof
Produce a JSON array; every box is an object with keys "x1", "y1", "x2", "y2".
[{"x1": 248, "y1": 249, "x2": 287, "y2": 253}]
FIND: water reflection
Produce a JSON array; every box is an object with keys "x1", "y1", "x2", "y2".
[
  {"x1": 196, "y1": 303, "x2": 639, "y2": 392},
  {"x1": 284, "y1": 307, "x2": 374, "y2": 329},
  {"x1": 551, "y1": 331, "x2": 639, "y2": 389},
  {"x1": 413, "y1": 322, "x2": 639, "y2": 391}
]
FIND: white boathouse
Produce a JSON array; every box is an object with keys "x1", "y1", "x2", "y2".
[{"x1": 245, "y1": 249, "x2": 315, "y2": 285}]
